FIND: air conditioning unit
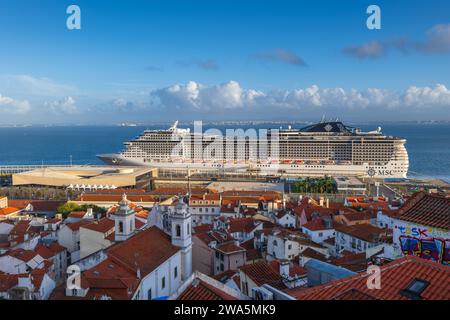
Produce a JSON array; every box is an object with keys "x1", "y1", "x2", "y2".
[{"x1": 252, "y1": 287, "x2": 273, "y2": 300}]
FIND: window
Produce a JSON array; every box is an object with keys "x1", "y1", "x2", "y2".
[
  {"x1": 273, "y1": 240, "x2": 277, "y2": 247},
  {"x1": 147, "y1": 289, "x2": 152, "y2": 300},
  {"x1": 288, "y1": 244, "x2": 292, "y2": 250},
  {"x1": 220, "y1": 263, "x2": 224, "y2": 272},
  {"x1": 174, "y1": 266, "x2": 178, "y2": 278},
  {"x1": 176, "y1": 224, "x2": 181, "y2": 237},
  {"x1": 161, "y1": 276, "x2": 166, "y2": 289},
  {"x1": 119, "y1": 221, "x2": 124, "y2": 233},
  {"x1": 187, "y1": 223, "x2": 190, "y2": 235},
  {"x1": 318, "y1": 232, "x2": 323, "y2": 237},
  {"x1": 401, "y1": 279, "x2": 430, "y2": 300}
]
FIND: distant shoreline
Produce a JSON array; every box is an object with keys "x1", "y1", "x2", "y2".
[{"x1": 1, "y1": 120, "x2": 450, "y2": 128}]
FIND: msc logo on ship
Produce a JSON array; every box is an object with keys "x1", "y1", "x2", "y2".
[{"x1": 367, "y1": 167, "x2": 394, "y2": 177}]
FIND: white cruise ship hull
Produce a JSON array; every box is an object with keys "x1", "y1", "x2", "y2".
[{"x1": 97, "y1": 153, "x2": 408, "y2": 179}]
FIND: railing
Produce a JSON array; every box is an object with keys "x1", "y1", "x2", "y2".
[{"x1": 0, "y1": 164, "x2": 104, "y2": 175}]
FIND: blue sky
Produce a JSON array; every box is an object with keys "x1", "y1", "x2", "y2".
[{"x1": 0, "y1": 0, "x2": 449, "y2": 124}]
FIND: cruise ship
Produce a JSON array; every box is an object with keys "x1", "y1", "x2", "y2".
[{"x1": 98, "y1": 120, "x2": 409, "y2": 179}]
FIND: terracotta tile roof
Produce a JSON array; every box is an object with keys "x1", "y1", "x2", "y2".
[
  {"x1": 149, "y1": 187, "x2": 211, "y2": 196},
  {"x1": 10, "y1": 220, "x2": 33, "y2": 236},
  {"x1": 227, "y1": 217, "x2": 260, "y2": 233},
  {"x1": 45, "y1": 217, "x2": 61, "y2": 224},
  {"x1": 193, "y1": 224, "x2": 213, "y2": 234},
  {"x1": 239, "y1": 261, "x2": 286, "y2": 289},
  {"x1": 3, "y1": 248, "x2": 38, "y2": 262},
  {"x1": 6, "y1": 200, "x2": 31, "y2": 210},
  {"x1": 302, "y1": 219, "x2": 335, "y2": 231},
  {"x1": 0, "y1": 207, "x2": 20, "y2": 216},
  {"x1": 341, "y1": 212, "x2": 373, "y2": 222},
  {"x1": 135, "y1": 210, "x2": 148, "y2": 219},
  {"x1": 241, "y1": 239, "x2": 262, "y2": 261},
  {"x1": 80, "y1": 258, "x2": 140, "y2": 300},
  {"x1": 190, "y1": 193, "x2": 221, "y2": 201},
  {"x1": 286, "y1": 256, "x2": 450, "y2": 300},
  {"x1": 68, "y1": 211, "x2": 87, "y2": 218},
  {"x1": 216, "y1": 242, "x2": 245, "y2": 254},
  {"x1": 301, "y1": 248, "x2": 328, "y2": 262},
  {"x1": 213, "y1": 269, "x2": 239, "y2": 282},
  {"x1": 65, "y1": 220, "x2": 92, "y2": 231},
  {"x1": 82, "y1": 218, "x2": 115, "y2": 233},
  {"x1": 27, "y1": 201, "x2": 65, "y2": 212},
  {"x1": 48, "y1": 242, "x2": 66, "y2": 254},
  {"x1": 178, "y1": 278, "x2": 237, "y2": 300},
  {"x1": 334, "y1": 222, "x2": 388, "y2": 243},
  {"x1": 195, "y1": 231, "x2": 233, "y2": 246},
  {"x1": 396, "y1": 191, "x2": 450, "y2": 229},
  {"x1": 35, "y1": 243, "x2": 54, "y2": 259},
  {"x1": 268, "y1": 260, "x2": 307, "y2": 277},
  {"x1": 330, "y1": 253, "x2": 368, "y2": 272},
  {"x1": 135, "y1": 219, "x2": 145, "y2": 229},
  {"x1": 107, "y1": 226, "x2": 180, "y2": 278},
  {"x1": 0, "y1": 274, "x2": 18, "y2": 292},
  {"x1": 77, "y1": 194, "x2": 159, "y2": 203}
]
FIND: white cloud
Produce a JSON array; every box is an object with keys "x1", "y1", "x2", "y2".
[
  {"x1": 45, "y1": 96, "x2": 78, "y2": 114},
  {"x1": 148, "y1": 81, "x2": 450, "y2": 114},
  {"x1": 0, "y1": 94, "x2": 31, "y2": 114}
]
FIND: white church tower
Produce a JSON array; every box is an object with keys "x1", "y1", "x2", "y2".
[
  {"x1": 171, "y1": 198, "x2": 193, "y2": 280},
  {"x1": 114, "y1": 194, "x2": 136, "y2": 241}
]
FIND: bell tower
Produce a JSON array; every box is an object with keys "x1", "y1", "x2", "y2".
[
  {"x1": 114, "y1": 194, "x2": 136, "y2": 241},
  {"x1": 171, "y1": 197, "x2": 192, "y2": 280}
]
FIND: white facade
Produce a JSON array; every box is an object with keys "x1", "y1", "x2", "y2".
[
  {"x1": 335, "y1": 230, "x2": 377, "y2": 254},
  {"x1": 133, "y1": 251, "x2": 182, "y2": 300},
  {"x1": 275, "y1": 212, "x2": 296, "y2": 228},
  {"x1": 57, "y1": 225, "x2": 80, "y2": 253},
  {"x1": 302, "y1": 227, "x2": 335, "y2": 244},
  {"x1": 377, "y1": 210, "x2": 395, "y2": 229},
  {"x1": 0, "y1": 254, "x2": 45, "y2": 274}
]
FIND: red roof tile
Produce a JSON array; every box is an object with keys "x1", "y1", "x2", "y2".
[
  {"x1": 178, "y1": 278, "x2": 237, "y2": 300},
  {"x1": 216, "y1": 242, "x2": 245, "y2": 254},
  {"x1": 68, "y1": 211, "x2": 86, "y2": 218},
  {"x1": 3, "y1": 248, "x2": 38, "y2": 262},
  {"x1": 0, "y1": 274, "x2": 18, "y2": 292},
  {"x1": 107, "y1": 226, "x2": 180, "y2": 278},
  {"x1": 286, "y1": 256, "x2": 450, "y2": 300},
  {"x1": 302, "y1": 218, "x2": 334, "y2": 231},
  {"x1": 397, "y1": 191, "x2": 450, "y2": 229},
  {"x1": 82, "y1": 218, "x2": 115, "y2": 233},
  {"x1": 0, "y1": 207, "x2": 20, "y2": 216},
  {"x1": 239, "y1": 261, "x2": 286, "y2": 289},
  {"x1": 334, "y1": 222, "x2": 388, "y2": 243},
  {"x1": 65, "y1": 220, "x2": 92, "y2": 231}
]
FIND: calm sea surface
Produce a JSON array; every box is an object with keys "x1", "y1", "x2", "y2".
[{"x1": 0, "y1": 123, "x2": 448, "y2": 182}]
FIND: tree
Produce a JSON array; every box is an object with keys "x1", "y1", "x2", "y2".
[{"x1": 56, "y1": 202, "x2": 81, "y2": 218}]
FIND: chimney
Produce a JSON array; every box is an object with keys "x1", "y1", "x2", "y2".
[
  {"x1": 326, "y1": 198, "x2": 329, "y2": 208},
  {"x1": 319, "y1": 197, "x2": 324, "y2": 207},
  {"x1": 279, "y1": 260, "x2": 289, "y2": 277},
  {"x1": 87, "y1": 207, "x2": 94, "y2": 217}
]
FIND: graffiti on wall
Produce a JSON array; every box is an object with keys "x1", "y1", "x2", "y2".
[
  {"x1": 396, "y1": 225, "x2": 449, "y2": 265},
  {"x1": 399, "y1": 236, "x2": 449, "y2": 265}
]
